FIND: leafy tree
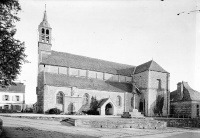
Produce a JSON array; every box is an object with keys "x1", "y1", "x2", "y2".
[
  {"x1": 87, "y1": 96, "x2": 99, "y2": 115},
  {"x1": 153, "y1": 95, "x2": 164, "y2": 116},
  {"x1": 0, "y1": 0, "x2": 27, "y2": 87}
]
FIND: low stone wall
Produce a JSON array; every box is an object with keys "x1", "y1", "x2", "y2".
[
  {"x1": 155, "y1": 118, "x2": 200, "y2": 128},
  {"x1": 0, "y1": 115, "x2": 66, "y2": 121},
  {"x1": 79, "y1": 118, "x2": 166, "y2": 129},
  {"x1": 0, "y1": 114, "x2": 167, "y2": 129}
]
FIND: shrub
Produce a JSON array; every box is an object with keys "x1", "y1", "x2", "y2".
[{"x1": 47, "y1": 108, "x2": 61, "y2": 114}]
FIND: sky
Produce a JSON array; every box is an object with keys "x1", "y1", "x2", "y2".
[{"x1": 14, "y1": 0, "x2": 200, "y2": 104}]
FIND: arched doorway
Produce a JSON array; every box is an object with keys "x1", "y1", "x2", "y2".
[
  {"x1": 105, "y1": 103, "x2": 113, "y2": 115},
  {"x1": 139, "y1": 101, "x2": 143, "y2": 113},
  {"x1": 56, "y1": 92, "x2": 64, "y2": 112},
  {"x1": 68, "y1": 103, "x2": 75, "y2": 114}
]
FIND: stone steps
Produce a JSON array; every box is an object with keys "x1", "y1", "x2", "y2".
[
  {"x1": 60, "y1": 118, "x2": 82, "y2": 126},
  {"x1": 121, "y1": 109, "x2": 145, "y2": 119}
]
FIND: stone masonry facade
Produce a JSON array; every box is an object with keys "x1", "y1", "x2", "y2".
[{"x1": 36, "y1": 10, "x2": 170, "y2": 117}]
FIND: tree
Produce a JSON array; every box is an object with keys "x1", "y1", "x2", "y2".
[
  {"x1": 0, "y1": 0, "x2": 27, "y2": 87},
  {"x1": 153, "y1": 95, "x2": 164, "y2": 116}
]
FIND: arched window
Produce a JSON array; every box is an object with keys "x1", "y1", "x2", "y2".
[
  {"x1": 42, "y1": 28, "x2": 45, "y2": 34},
  {"x1": 157, "y1": 79, "x2": 162, "y2": 90},
  {"x1": 131, "y1": 97, "x2": 134, "y2": 107},
  {"x1": 41, "y1": 28, "x2": 45, "y2": 42},
  {"x1": 117, "y1": 96, "x2": 121, "y2": 106},
  {"x1": 46, "y1": 29, "x2": 49, "y2": 43},
  {"x1": 56, "y1": 92, "x2": 64, "y2": 104},
  {"x1": 83, "y1": 93, "x2": 89, "y2": 105},
  {"x1": 46, "y1": 29, "x2": 49, "y2": 35}
]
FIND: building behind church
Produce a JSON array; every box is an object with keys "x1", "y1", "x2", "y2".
[{"x1": 36, "y1": 10, "x2": 170, "y2": 117}]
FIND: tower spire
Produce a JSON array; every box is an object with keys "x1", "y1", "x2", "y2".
[
  {"x1": 39, "y1": 5, "x2": 50, "y2": 28},
  {"x1": 43, "y1": 4, "x2": 48, "y2": 22},
  {"x1": 38, "y1": 5, "x2": 52, "y2": 45}
]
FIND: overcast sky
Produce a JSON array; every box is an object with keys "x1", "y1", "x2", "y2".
[{"x1": 15, "y1": 0, "x2": 200, "y2": 104}]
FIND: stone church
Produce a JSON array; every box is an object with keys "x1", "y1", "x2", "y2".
[{"x1": 36, "y1": 10, "x2": 170, "y2": 117}]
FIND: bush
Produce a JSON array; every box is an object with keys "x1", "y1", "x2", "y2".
[
  {"x1": 84, "y1": 110, "x2": 99, "y2": 115},
  {"x1": 46, "y1": 108, "x2": 61, "y2": 114},
  {"x1": 24, "y1": 108, "x2": 33, "y2": 113},
  {"x1": 0, "y1": 109, "x2": 13, "y2": 113}
]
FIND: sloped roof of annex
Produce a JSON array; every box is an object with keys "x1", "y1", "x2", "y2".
[{"x1": 44, "y1": 73, "x2": 133, "y2": 93}]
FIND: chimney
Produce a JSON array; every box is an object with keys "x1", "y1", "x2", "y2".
[{"x1": 177, "y1": 82, "x2": 183, "y2": 99}]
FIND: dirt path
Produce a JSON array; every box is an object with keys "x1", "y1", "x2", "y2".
[
  {"x1": 1, "y1": 117, "x2": 98, "y2": 138},
  {"x1": 1, "y1": 126, "x2": 96, "y2": 138}
]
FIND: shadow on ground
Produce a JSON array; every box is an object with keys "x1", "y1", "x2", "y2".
[
  {"x1": 1, "y1": 126, "x2": 97, "y2": 138},
  {"x1": 165, "y1": 132, "x2": 200, "y2": 138}
]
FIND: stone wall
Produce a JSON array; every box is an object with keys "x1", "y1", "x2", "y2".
[
  {"x1": 148, "y1": 71, "x2": 169, "y2": 117},
  {"x1": 170, "y1": 101, "x2": 192, "y2": 118},
  {"x1": 191, "y1": 101, "x2": 200, "y2": 118},
  {"x1": 80, "y1": 118, "x2": 166, "y2": 129},
  {"x1": 133, "y1": 71, "x2": 149, "y2": 89},
  {"x1": 43, "y1": 85, "x2": 126, "y2": 115},
  {"x1": 39, "y1": 65, "x2": 132, "y2": 83},
  {"x1": 125, "y1": 93, "x2": 141, "y2": 113},
  {"x1": 170, "y1": 101, "x2": 200, "y2": 118},
  {"x1": 133, "y1": 70, "x2": 169, "y2": 117},
  {"x1": 36, "y1": 72, "x2": 45, "y2": 113},
  {"x1": 156, "y1": 118, "x2": 200, "y2": 128},
  {"x1": 133, "y1": 71, "x2": 149, "y2": 115}
]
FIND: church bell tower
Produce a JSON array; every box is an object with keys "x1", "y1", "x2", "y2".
[{"x1": 38, "y1": 8, "x2": 52, "y2": 60}]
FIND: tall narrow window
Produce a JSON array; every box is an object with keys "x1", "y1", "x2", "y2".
[
  {"x1": 41, "y1": 28, "x2": 45, "y2": 42},
  {"x1": 56, "y1": 92, "x2": 64, "y2": 104},
  {"x1": 157, "y1": 79, "x2": 161, "y2": 90},
  {"x1": 46, "y1": 29, "x2": 49, "y2": 43},
  {"x1": 117, "y1": 96, "x2": 122, "y2": 106},
  {"x1": 46, "y1": 29, "x2": 49, "y2": 35},
  {"x1": 83, "y1": 93, "x2": 90, "y2": 105},
  {"x1": 16, "y1": 96, "x2": 20, "y2": 101},
  {"x1": 197, "y1": 105, "x2": 199, "y2": 117}
]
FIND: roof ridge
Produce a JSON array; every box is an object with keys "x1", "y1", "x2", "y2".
[
  {"x1": 51, "y1": 50, "x2": 135, "y2": 67},
  {"x1": 148, "y1": 60, "x2": 154, "y2": 70},
  {"x1": 149, "y1": 60, "x2": 168, "y2": 73},
  {"x1": 182, "y1": 81, "x2": 197, "y2": 91},
  {"x1": 134, "y1": 60, "x2": 168, "y2": 74}
]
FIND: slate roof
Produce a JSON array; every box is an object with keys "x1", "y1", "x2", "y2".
[
  {"x1": 134, "y1": 60, "x2": 168, "y2": 74},
  {"x1": 44, "y1": 73, "x2": 132, "y2": 92},
  {"x1": 98, "y1": 98, "x2": 109, "y2": 108},
  {"x1": 170, "y1": 81, "x2": 200, "y2": 101},
  {"x1": 0, "y1": 83, "x2": 25, "y2": 93},
  {"x1": 41, "y1": 51, "x2": 135, "y2": 76}
]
